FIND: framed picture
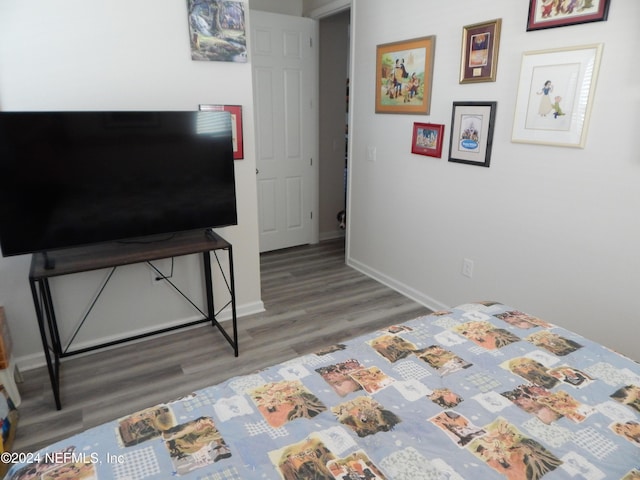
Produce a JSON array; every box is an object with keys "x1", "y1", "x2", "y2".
[
  {"x1": 199, "y1": 104, "x2": 244, "y2": 159},
  {"x1": 448, "y1": 101, "x2": 497, "y2": 167},
  {"x1": 511, "y1": 44, "x2": 603, "y2": 148},
  {"x1": 460, "y1": 19, "x2": 501, "y2": 84},
  {"x1": 375, "y1": 36, "x2": 436, "y2": 114},
  {"x1": 411, "y1": 123, "x2": 444, "y2": 158},
  {"x1": 187, "y1": 0, "x2": 247, "y2": 62},
  {"x1": 527, "y1": 0, "x2": 610, "y2": 31}
]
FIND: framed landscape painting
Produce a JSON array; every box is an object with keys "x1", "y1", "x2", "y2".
[
  {"x1": 375, "y1": 36, "x2": 436, "y2": 114},
  {"x1": 187, "y1": 0, "x2": 247, "y2": 62}
]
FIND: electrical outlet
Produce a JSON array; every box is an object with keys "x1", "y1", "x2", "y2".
[
  {"x1": 462, "y1": 258, "x2": 474, "y2": 278},
  {"x1": 148, "y1": 261, "x2": 167, "y2": 286}
]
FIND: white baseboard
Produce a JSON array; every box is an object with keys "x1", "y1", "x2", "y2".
[
  {"x1": 346, "y1": 257, "x2": 449, "y2": 313},
  {"x1": 16, "y1": 300, "x2": 265, "y2": 372}
]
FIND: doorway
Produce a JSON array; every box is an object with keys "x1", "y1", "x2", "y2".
[{"x1": 318, "y1": 9, "x2": 351, "y2": 242}]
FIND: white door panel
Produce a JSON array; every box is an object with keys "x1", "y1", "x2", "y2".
[
  {"x1": 286, "y1": 176, "x2": 303, "y2": 229},
  {"x1": 251, "y1": 11, "x2": 318, "y2": 252}
]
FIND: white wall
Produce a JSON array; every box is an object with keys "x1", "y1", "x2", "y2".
[
  {"x1": 250, "y1": 0, "x2": 301, "y2": 16},
  {"x1": 0, "y1": 0, "x2": 264, "y2": 368},
  {"x1": 347, "y1": 0, "x2": 640, "y2": 361}
]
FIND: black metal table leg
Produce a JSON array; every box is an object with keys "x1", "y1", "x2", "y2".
[
  {"x1": 202, "y1": 251, "x2": 215, "y2": 326},
  {"x1": 29, "y1": 278, "x2": 62, "y2": 410},
  {"x1": 228, "y1": 245, "x2": 239, "y2": 356}
]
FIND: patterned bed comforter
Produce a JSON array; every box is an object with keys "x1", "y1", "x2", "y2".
[{"x1": 5, "y1": 302, "x2": 640, "y2": 479}]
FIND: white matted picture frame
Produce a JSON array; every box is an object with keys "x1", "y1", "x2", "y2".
[
  {"x1": 512, "y1": 44, "x2": 603, "y2": 148},
  {"x1": 449, "y1": 101, "x2": 497, "y2": 167}
]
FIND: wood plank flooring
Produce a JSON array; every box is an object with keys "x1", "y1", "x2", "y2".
[{"x1": 11, "y1": 238, "x2": 431, "y2": 453}]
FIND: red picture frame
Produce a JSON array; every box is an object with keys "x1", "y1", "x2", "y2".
[
  {"x1": 527, "y1": 0, "x2": 610, "y2": 31},
  {"x1": 199, "y1": 104, "x2": 244, "y2": 159},
  {"x1": 411, "y1": 122, "x2": 444, "y2": 158}
]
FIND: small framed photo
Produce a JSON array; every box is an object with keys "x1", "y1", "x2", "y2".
[
  {"x1": 199, "y1": 104, "x2": 244, "y2": 159},
  {"x1": 511, "y1": 44, "x2": 603, "y2": 148},
  {"x1": 375, "y1": 35, "x2": 436, "y2": 115},
  {"x1": 527, "y1": 0, "x2": 610, "y2": 31},
  {"x1": 411, "y1": 123, "x2": 444, "y2": 158},
  {"x1": 448, "y1": 101, "x2": 497, "y2": 167},
  {"x1": 460, "y1": 19, "x2": 501, "y2": 84}
]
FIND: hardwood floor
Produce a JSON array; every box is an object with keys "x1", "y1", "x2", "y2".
[{"x1": 11, "y1": 238, "x2": 431, "y2": 453}]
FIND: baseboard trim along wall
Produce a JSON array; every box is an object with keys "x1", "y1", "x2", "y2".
[{"x1": 346, "y1": 257, "x2": 448, "y2": 313}]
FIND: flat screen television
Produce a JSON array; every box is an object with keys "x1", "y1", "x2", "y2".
[{"x1": 0, "y1": 111, "x2": 238, "y2": 257}]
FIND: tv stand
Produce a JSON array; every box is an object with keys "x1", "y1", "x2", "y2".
[
  {"x1": 28, "y1": 229, "x2": 238, "y2": 410},
  {"x1": 205, "y1": 227, "x2": 217, "y2": 240},
  {"x1": 42, "y1": 251, "x2": 56, "y2": 270}
]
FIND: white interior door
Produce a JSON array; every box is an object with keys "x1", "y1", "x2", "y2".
[{"x1": 251, "y1": 11, "x2": 318, "y2": 253}]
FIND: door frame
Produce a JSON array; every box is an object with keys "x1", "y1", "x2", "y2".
[{"x1": 307, "y1": 0, "x2": 351, "y2": 20}]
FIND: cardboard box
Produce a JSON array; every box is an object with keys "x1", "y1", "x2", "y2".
[
  {"x1": 0, "y1": 307, "x2": 13, "y2": 370},
  {"x1": 0, "y1": 384, "x2": 19, "y2": 477}
]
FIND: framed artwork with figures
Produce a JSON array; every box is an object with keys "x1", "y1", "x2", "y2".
[
  {"x1": 511, "y1": 44, "x2": 603, "y2": 148},
  {"x1": 411, "y1": 123, "x2": 444, "y2": 158},
  {"x1": 460, "y1": 19, "x2": 501, "y2": 84},
  {"x1": 448, "y1": 102, "x2": 497, "y2": 167},
  {"x1": 527, "y1": 0, "x2": 610, "y2": 31},
  {"x1": 375, "y1": 36, "x2": 436, "y2": 114}
]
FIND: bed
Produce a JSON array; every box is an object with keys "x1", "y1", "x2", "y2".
[{"x1": 5, "y1": 302, "x2": 640, "y2": 479}]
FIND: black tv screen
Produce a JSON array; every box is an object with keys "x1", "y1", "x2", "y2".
[{"x1": 0, "y1": 111, "x2": 238, "y2": 257}]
